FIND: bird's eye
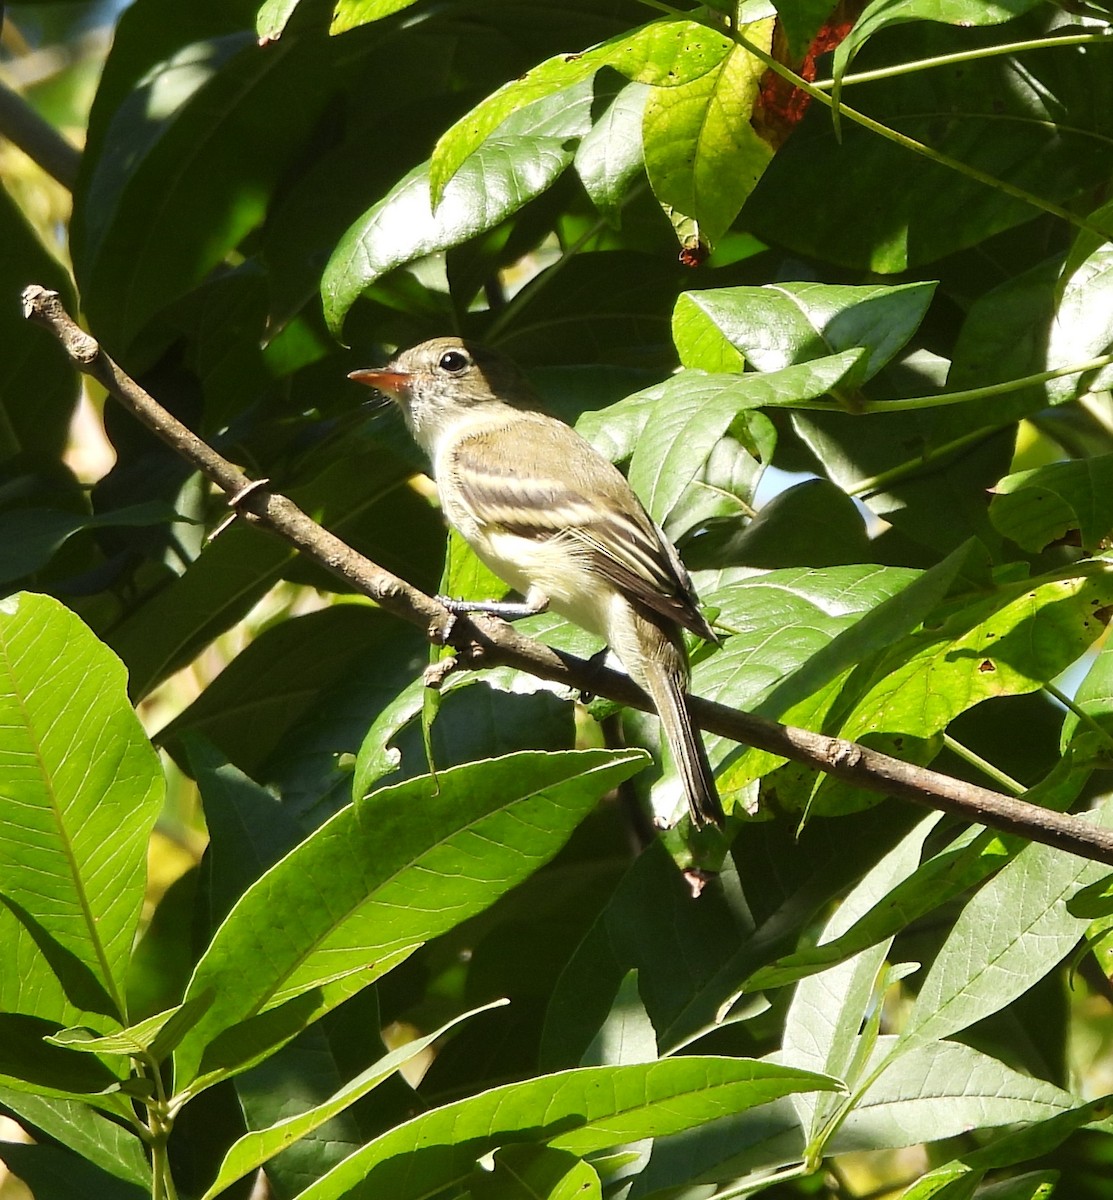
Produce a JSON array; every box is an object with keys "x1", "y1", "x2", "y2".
[{"x1": 438, "y1": 350, "x2": 470, "y2": 375}]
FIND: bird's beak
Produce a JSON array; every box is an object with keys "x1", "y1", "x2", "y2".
[{"x1": 347, "y1": 366, "x2": 411, "y2": 399}]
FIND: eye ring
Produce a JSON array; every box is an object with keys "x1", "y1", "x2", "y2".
[{"x1": 438, "y1": 349, "x2": 470, "y2": 375}]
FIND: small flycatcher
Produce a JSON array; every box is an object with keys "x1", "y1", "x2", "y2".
[{"x1": 350, "y1": 337, "x2": 725, "y2": 829}]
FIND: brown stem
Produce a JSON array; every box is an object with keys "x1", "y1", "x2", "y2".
[{"x1": 22, "y1": 285, "x2": 1113, "y2": 866}]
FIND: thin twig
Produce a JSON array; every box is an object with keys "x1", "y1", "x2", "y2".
[
  {"x1": 0, "y1": 77, "x2": 80, "y2": 189},
  {"x1": 21, "y1": 285, "x2": 1113, "y2": 866}
]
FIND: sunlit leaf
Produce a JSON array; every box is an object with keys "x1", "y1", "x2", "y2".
[
  {"x1": 429, "y1": 18, "x2": 734, "y2": 206},
  {"x1": 673, "y1": 281, "x2": 935, "y2": 381},
  {"x1": 831, "y1": 1037, "x2": 1075, "y2": 1152},
  {"x1": 201, "y1": 1000, "x2": 507, "y2": 1199},
  {"x1": 643, "y1": 26, "x2": 774, "y2": 246},
  {"x1": 900, "y1": 797, "x2": 1113, "y2": 1047},
  {"x1": 1047, "y1": 200, "x2": 1113, "y2": 403},
  {"x1": 990, "y1": 455, "x2": 1113, "y2": 553},
  {"x1": 0, "y1": 593, "x2": 163, "y2": 1025},
  {"x1": 172, "y1": 749, "x2": 646, "y2": 1089},
  {"x1": 295, "y1": 1057, "x2": 840, "y2": 1200},
  {"x1": 323, "y1": 80, "x2": 595, "y2": 335}
]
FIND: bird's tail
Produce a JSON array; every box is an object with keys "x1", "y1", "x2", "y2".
[{"x1": 643, "y1": 660, "x2": 725, "y2": 829}]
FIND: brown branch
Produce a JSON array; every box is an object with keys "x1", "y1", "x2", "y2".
[{"x1": 22, "y1": 284, "x2": 1113, "y2": 866}]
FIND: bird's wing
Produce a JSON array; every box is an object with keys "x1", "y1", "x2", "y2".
[{"x1": 449, "y1": 416, "x2": 715, "y2": 642}]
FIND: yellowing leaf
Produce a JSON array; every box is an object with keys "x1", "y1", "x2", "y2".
[{"x1": 643, "y1": 21, "x2": 775, "y2": 248}]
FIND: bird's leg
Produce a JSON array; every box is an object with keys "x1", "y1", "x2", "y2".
[{"x1": 435, "y1": 586, "x2": 550, "y2": 622}]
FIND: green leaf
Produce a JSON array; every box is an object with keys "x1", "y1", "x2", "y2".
[
  {"x1": 839, "y1": 572, "x2": 1113, "y2": 752},
  {"x1": 0, "y1": 1014, "x2": 124, "y2": 1099},
  {"x1": 294, "y1": 1057, "x2": 841, "y2": 1200},
  {"x1": 0, "y1": 185, "x2": 78, "y2": 462},
  {"x1": 795, "y1": 409, "x2": 1013, "y2": 556},
  {"x1": 47, "y1": 993, "x2": 215, "y2": 1063},
  {"x1": 353, "y1": 663, "x2": 578, "y2": 802},
  {"x1": 990, "y1": 455, "x2": 1113, "y2": 553},
  {"x1": 75, "y1": 29, "x2": 368, "y2": 351},
  {"x1": 1047, "y1": 204, "x2": 1113, "y2": 403},
  {"x1": 351, "y1": 674, "x2": 429, "y2": 798},
  {"x1": 934, "y1": 256, "x2": 1063, "y2": 447},
  {"x1": 161, "y1": 606, "x2": 424, "y2": 785},
  {"x1": 230, "y1": 990, "x2": 400, "y2": 1199},
  {"x1": 201, "y1": 999, "x2": 506, "y2": 1199},
  {"x1": 429, "y1": 18, "x2": 734, "y2": 207},
  {"x1": 106, "y1": 522, "x2": 297, "y2": 700},
  {"x1": 975, "y1": 1173, "x2": 1057, "y2": 1200},
  {"x1": 0, "y1": 593, "x2": 164, "y2": 1023},
  {"x1": 77, "y1": 0, "x2": 259, "y2": 174},
  {"x1": 830, "y1": 1037, "x2": 1074, "y2": 1152},
  {"x1": 471, "y1": 1145, "x2": 602, "y2": 1200},
  {"x1": 322, "y1": 79, "x2": 595, "y2": 336},
  {"x1": 257, "y1": 0, "x2": 304, "y2": 39},
  {"x1": 673, "y1": 281, "x2": 936, "y2": 382},
  {"x1": 582, "y1": 970, "x2": 658, "y2": 1068},
  {"x1": 831, "y1": 0, "x2": 1044, "y2": 115},
  {"x1": 626, "y1": 351, "x2": 861, "y2": 524},
  {"x1": 0, "y1": 1143, "x2": 146, "y2": 1200},
  {"x1": 172, "y1": 749, "x2": 646, "y2": 1089},
  {"x1": 774, "y1": 0, "x2": 847, "y2": 58},
  {"x1": 1061, "y1": 635, "x2": 1113, "y2": 752},
  {"x1": 541, "y1": 842, "x2": 756, "y2": 1066},
  {"x1": 185, "y1": 739, "x2": 313, "y2": 945},
  {"x1": 700, "y1": 478, "x2": 869, "y2": 569},
  {"x1": 902, "y1": 1097, "x2": 1111, "y2": 1198},
  {"x1": 492, "y1": 251, "x2": 685, "y2": 370},
  {"x1": 752, "y1": 542, "x2": 971, "y2": 728},
  {"x1": 0, "y1": 502, "x2": 182, "y2": 587},
  {"x1": 687, "y1": 564, "x2": 919, "y2": 795},
  {"x1": 782, "y1": 814, "x2": 941, "y2": 1141},
  {"x1": 748, "y1": 826, "x2": 1005, "y2": 992},
  {"x1": 78, "y1": 33, "x2": 253, "y2": 339},
  {"x1": 899, "y1": 798, "x2": 1113, "y2": 1049},
  {"x1": 574, "y1": 82, "x2": 648, "y2": 219},
  {"x1": 571, "y1": 351, "x2": 863, "y2": 524},
  {"x1": 643, "y1": 28, "x2": 774, "y2": 247},
  {"x1": 740, "y1": 743, "x2": 1093, "y2": 990},
  {"x1": 108, "y1": 444, "x2": 427, "y2": 699},
  {"x1": 329, "y1": 0, "x2": 422, "y2": 33},
  {"x1": 745, "y1": 21, "x2": 1113, "y2": 271},
  {"x1": 0, "y1": 1089, "x2": 151, "y2": 1188}
]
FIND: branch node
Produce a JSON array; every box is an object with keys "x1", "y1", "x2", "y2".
[
  {"x1": 829, "y1": 739, "x2": 862, "y2": 769},
  {"x1": 432, "y1": 611, "x2": 456, "y2": 645},
  {"x1": 227, "y1": 477, "x2": 271, "y2": 509},
  {"x1": 207, "y1": 479, "x2": 271, "y2": 542},
  {"x1": 423, "y1": 657, "x2": 459, "y2": 690},
  {"x1": 22, "y1": 285, "x2": 100, "y2": 363}
]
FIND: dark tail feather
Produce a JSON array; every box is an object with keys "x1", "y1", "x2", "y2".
[{"x1": 645, "y1": 664, "x2": 725, "y2": 829}]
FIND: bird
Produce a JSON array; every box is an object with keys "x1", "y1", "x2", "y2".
[{"x1": 349, "y1": 337, "x2": 725, "y2": 829}]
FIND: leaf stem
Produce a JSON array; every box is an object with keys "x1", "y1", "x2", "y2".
[
  {"x1": 149, "y1": 1112, "x2": 177, "y2": 1200},
  {"x1": 942, "y1": 733, "x2": 1026, "y2": 796},
  {"x1": 710, "y1": 1159, "x2": 811, "y2": 1198},
  {"x1": 789, "y1": 353, "x2": 1113, "y2": 414},
  {"x1": 813, "y1": 31, "x2": 1113, "y2": 92},
  {"x1": 1045, "y1": 679, "x2": 1113, "y2": 753},
  {"x1": 143, "y1": 1057, "x2": 178, "y2": 1200},
  {"x1": 845, "y1": 424, "x2": 1007, "y2": 497}
]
